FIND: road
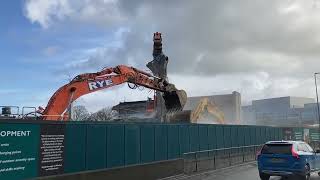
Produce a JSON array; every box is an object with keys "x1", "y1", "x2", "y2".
[{"x1": 165, "y1": 163, "x2": 320, "y2": 180}]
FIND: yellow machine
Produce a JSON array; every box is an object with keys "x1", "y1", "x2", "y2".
[
  {"x1": 167, "y1": 97, "x2": 225, "y2": 124},
  {"x1": 190, "y1": 98, "x2": 225, "y2": 123}
]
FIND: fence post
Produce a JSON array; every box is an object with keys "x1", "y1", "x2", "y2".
[
  {"x1": 195, "y1": 153, "x2": 198, "y2": 172},
  {"x1": 213, "y1": 153, "x2": 216, "y2": 170},
  {"x1": 254, "y1": 146, "x2": 257, "y2": 160},
  {"x1": 242, "y1": 147, "x2": 245, "y2": 163},
  {"x1": 229, "y1": 149, "x2": 231, "y2": 166}
]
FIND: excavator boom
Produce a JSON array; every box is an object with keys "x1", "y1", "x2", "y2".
[{"x1": 41, "y1": 65, "x2": 186, "y2": 121}]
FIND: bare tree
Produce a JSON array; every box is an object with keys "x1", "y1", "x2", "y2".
[
  {"x1": 89, "y1": 107, "x2": 114, "y2": 121},
  {"x1": 71, "y1": 105, "x2": 90, "y2": 121}
]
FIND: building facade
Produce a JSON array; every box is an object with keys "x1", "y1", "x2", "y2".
[
  {"x1": 184, "y1": 91, "x2": 241, "y2": 124},
  {"x1": 112, "y1": 98, "x2": 155, "y2": 120},
  {"x1": 242, "y1": 96, "x2": 316, "y2": 126}
]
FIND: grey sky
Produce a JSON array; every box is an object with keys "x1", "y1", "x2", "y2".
[{"x1": 24, "y1": 0, "x2": 320, "y2": 111}]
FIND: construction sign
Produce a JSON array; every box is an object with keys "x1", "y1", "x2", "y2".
[{"x1": 0, "y1": 123, "x2": 66, "y2": 180}]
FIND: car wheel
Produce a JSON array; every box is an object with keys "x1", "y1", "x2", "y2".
[
  {"x1": 259, "y1": 172, "x2": 270, "y2": 180},
  {"x1": 297, "y1": 165, "x2": 310, "y2": 180}
]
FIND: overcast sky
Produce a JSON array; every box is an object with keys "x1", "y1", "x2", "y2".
[{"x1": 1, "y1": 0, "x2": 320, "y2": 112}]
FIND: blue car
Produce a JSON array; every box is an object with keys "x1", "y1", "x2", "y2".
[{"x1": 257, "y1": 141, "x2": 320, "y2": 180}]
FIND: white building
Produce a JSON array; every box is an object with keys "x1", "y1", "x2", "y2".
[
  {"x1": 184, "y1": 91, "x2": 241, "y2": 124},
  {"x1": 242, "y1": 96, "x2": 315, "y2": 126}
]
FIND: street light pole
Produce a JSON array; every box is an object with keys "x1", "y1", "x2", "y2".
[{"x1": 314, "y1": 73, "x2": 320, "y2": 144}]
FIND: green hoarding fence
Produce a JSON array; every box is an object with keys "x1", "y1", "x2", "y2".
[
  {"x1": 125, "y1": 124, "x2": 140, "y2": 165},
  {"x1": 107, "y1": 124, "x2": 125, "y2": 168},
  {"x1": 0, "y1": 120, "x2": 292, "y2": 180},
  {"x1": 179, "y1": 125, "x2": 190, "y2": 155},
  {"x1": 168, "y1": 125, "x2": 180, "y2": 159},
  {"x1": 154, "y1": 124, "x2": 168, "y2": 161},
  {"x1": 310, "y1": 129, "x2": 320, "y2": 142},
  {"x1": 86, "y1": 124, "x2": 106, "y2": 170},
  {"x1": 140, "y1": 125, "x2": 155, "y2": 163},
  {"x1": 189, "y1": 125, "x2": 199, "y2": 152},
  {"x1": 65, "y1": 124, "x2": 86, "y2": 173},
  {"x1": 0, "y1": 123, "x2": 39, "y2": 180},
  {"x1": 199, "y1": 125, "x2": 209, "y2": 150},
  {"x1": 208, "y1": 125, "x2": 217, "y2": 149}
]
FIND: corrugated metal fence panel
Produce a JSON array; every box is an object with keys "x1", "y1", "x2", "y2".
[
  {"x1": 266, "y1": 127, "x2": 271, "y2": 141},
  {"x1": 86, "y1": 125, "x2": 107, "y2": 170},
  {"x1": 279, "y1": 128, "x2": 284, "y2": 140},
  {"x1": 199, "y1": 125, "x2": 209, "y2": 150},
  {"x1": 274, "y1": 128, "x2": 279, "y2": 140},
  {"x1": 294, "y1": 128, "x2": 303, "y2": 141},
  {"x1": 263, "y1": 127, "x2": 268, "y2": 142},
  {"x1": 268, "y1": 127, "x2": 273, "y2": 141},
  {"x1": 179, "y1": 125, "x2": 190, "y2": 155},
  {"x1": 250, "y1": 127, "x2": 256, "y2": 145},
  {"x1": 125, "y1": 124, "x2": 140, "y2": 165},
  {"x1": 271, "y1": 128, "x2": 277, "y2": 141},
  {"x1": 208, "y1": 125, "x2": 217, "y2": 149},
  {"x1": 237, "y1": 126, "x2": 245, "y2": 147},
  {"x1": 65, "y1": 124, "x2": 86, "y2": 173},
  {"x1": 168, "y1": 125, "x2": 180, "y2": 159},
  {"x1": 280, "y1": 128, "x2": 284, "y2": 140},
  {"x1": 140, "y1": 125, "x2": 155, "y2": 163},
  {"x1": 310, "y1": 128, "x2": 319, "y2": 142},
  {"x1": 189, "y1": 125, "x2": 199, "y2": 151},
  {"x1": 224, "y1": 126, "x2": 232, "y2": 148},
  {"x1": 256, "y1": 127, "x2": 261, "y2": 144},
  {"x1": 269, "y1": 127, "x2": 273, "y2": 141},
  {"x1": 2, "y1": 120, "x2": 316, "y2": 179},
  {"x1": 261, "y1": 127, "x2": 266, "y2": 143},
  {"x1": 270, "y1": 127, "x2": 274, "y2": 141},
  {"x1": 265, "y1": 127, "x2": 270, "y2": 141},
  {"x1": 154, "y1": 125, "x2": 168, "y2": 161},
  {"x1": 107, "y1": 124, "x2": 125, "y2": 168},
  {"x1": 276, "y1": 128, "x2": 279, "y2": 140},
  {"x1": 216, "y1": 125, "x2": 224, "y2": 148},
  {"x1": 230, "y1": 126, "x2": 238, "y2": 147},
  {"x1": 244, "y1": 126, "x2": 250, "y2": 146}
]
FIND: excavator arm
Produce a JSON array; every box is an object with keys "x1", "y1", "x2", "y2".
[
  {"x1": 40, "y1": 65, "x2": 186, "y2": 121},
  {"x1": 190, "y1": 98, "x2": 225, "y2": 124}
]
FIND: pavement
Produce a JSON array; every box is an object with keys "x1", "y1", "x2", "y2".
[{"x1": 163, "y1": 162, "x2": 320, "y2": 180}]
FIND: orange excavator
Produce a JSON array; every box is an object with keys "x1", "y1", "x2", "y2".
[
  {"x1": 0, "y1": 32, "x2": 186, "y2": 121},
  {"x1": 38, "y1": 65, "x2": 186, "y2": 121},
  {"x1": 33, "y1": 32, "x2": 187, "y2": 121}
]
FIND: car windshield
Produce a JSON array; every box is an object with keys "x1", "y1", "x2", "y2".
[{"x1": 261, "y1": 144, "x2": 292, "y2": 155}]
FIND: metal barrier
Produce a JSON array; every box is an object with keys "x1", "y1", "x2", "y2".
[
  {"x1": 310, "y1": 141, "x2": 320, "y2": 150},
  {"x1": 0, "y1": 106, "x2": 40, "y2": 120},
  {"x1": 183, "y1": 144, "x2": 263, "y2": 174}
]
